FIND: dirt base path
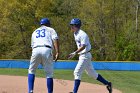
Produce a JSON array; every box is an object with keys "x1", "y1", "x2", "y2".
[{"x1": 0, "y1": 75, "x2": 122, "y2": 93}]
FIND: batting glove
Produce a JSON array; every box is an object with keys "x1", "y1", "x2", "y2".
[{"x1": 68, "y1": 52, "x2": 76, "y2": 59}]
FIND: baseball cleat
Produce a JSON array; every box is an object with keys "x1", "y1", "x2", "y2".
[
  {"x1": 29, "y1": 90, "x2": 33, "y2": 93},
  {"x1": 106, "y1": 82, "x2": 112, "y2": 93},
  {"x1": 69, "y1": 92, "x2": 73, "y2": 93}
]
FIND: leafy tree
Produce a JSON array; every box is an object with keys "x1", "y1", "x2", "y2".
[{"x1": 0, "y1": 0, "x2": 139, "y2": 61}]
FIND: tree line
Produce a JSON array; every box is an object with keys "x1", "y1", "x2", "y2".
[{"x1": 0, "y1": 0, "x2": 140, "y2": 61}]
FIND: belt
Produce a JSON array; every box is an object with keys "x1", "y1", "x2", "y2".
[
  {"x1": 33, "y1": 45, "x2": 51, "y2": 49},
  {"x1": 79, "y1": 50, "x2": 90, "y2": 55}
]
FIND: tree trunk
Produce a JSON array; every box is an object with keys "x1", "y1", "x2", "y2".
[
  {"x1": 113, "y1": 0, "x2": 117, "y2": 41},
  {"x1": 136, "y1": 0, "x2": 140, "y2": 38},
  {"x1": 19, "y1": 25, "x2": 29, "y2": 58}
]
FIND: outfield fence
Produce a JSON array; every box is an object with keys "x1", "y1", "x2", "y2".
[{"x1": 0, "y1": 60, "x2": 140, "y2": 71}]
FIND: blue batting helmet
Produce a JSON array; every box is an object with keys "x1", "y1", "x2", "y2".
[
  {"x1": 70, "y1": 18, "x2": 81, "y2": 27},
  {"x1": 40, "y1": 18, "x2": 50, "y2": 25}
]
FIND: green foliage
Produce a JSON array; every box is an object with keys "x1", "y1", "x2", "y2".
[{"x1": 0, "y1": 0, "x2": 140, "y2": 60}]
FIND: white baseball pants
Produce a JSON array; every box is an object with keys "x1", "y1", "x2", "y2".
[
  {"x1": 74, "y1": 52, "x2": 98, "y2": 80},
  {"x1": 28, "y1": 47, "x2": 53, "y2": 78}
]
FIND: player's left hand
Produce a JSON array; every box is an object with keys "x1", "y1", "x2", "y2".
[
  {"x1": 68, "y1": 52, "x2": 76, "y2": 59},
  {"x1": 54, "y1": 53, "x2": 59, "y2": 62}
]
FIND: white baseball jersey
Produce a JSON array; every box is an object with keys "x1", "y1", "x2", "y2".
[
  {"x1": 31, "y1": 25, "x2": 58, "y2": 48},
  {"x1": 74, "y1": 29, "x2": 91, "y2": 54}
]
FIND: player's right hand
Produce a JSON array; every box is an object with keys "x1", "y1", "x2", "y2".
[
  {"x1": 54, "y1": 52, "x2": 59, "y2": 62},
  {"x1": 68, "y1": 52, "x2": 76, "y2": 59}
]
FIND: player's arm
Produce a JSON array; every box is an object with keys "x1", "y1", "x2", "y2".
[
  {"x1": 75, "y1": 45, "x2": 86, "y2": 54},
  {"x1": 75, "y1": 34, "x2": 88, "y2": 54},
  {"x1": 53, "y1": 39, "x2": 59, "y2": 62},
  {"x1": 68, "y1": 34, "x2": 87, "y2": 59},
  {"x1": 68, "y1": 45, "x2": 86, "y2": 59},
  {"x1": 51, "y1": 29, "x2": 59, "y2": 62}
]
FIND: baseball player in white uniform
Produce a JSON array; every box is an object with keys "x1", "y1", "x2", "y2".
[
  {"x1": 28, "y1": 18, "x2": 59, "y2": 93},
  {"x1": 68, "y1": 18, "x2": 112, "y2": 93}
]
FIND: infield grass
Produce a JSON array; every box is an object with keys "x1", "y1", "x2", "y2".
[{"x1": 0, "y1": 68, "x2": 140, "y2": 93}]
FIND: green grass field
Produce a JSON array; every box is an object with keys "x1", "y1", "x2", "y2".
[{"x1": 0, "y1": 68, "x2": 140, "y2": 93}]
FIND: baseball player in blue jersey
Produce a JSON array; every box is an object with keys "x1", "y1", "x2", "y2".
[
  {"x1": 68, "y1": 18, "x2": 112, "y2": 93},
  {"x1": 28, "y1": 18, "x2": 59, "y2": 93}
]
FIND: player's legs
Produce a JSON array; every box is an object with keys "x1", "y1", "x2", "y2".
[
  {"x1": 85, "y1": 57, "x2": 112, "y2": 93},
  {"x1": 43, "y1": 59, "x2": 54, "y2": 93},
  {"x1": 41, "y1": 48, "x2": 53, "y2": 93},
  {"x1": 28, "y1": 49, "x2": 41, "y2": 93},
  {"x1": 85, "y1": 58, "x2": 110, "y2": 85},
  {"x1": 85, "y1": 58, "x2": 98, "y2": 79},
  {"x1": 73, "y1": 59, "x2": 87, "y2": 93}
]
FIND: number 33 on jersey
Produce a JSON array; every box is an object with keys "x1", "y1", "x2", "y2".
[{"x1": 36, "y1": 29, "x2": 46, "y2": 38}]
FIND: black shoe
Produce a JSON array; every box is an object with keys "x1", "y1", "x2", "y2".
[
  {"x1": 69, "y1": 92, "x2": 73, "y2": 93},
  {"x1": 106, "y1": 82, "x2": 112, "y2": 93}
]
